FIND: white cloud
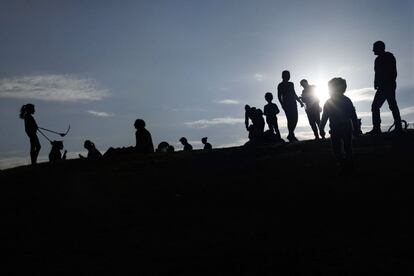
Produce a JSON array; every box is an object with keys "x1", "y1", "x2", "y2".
[
  {"x1": 347, "y1": 87, "x2": 375, "y2": 102},
  {"x1": 254, "y1": 73, "x2": 264, "y2": 82},
  {"x1": 87, "y1": 110, "x2": 114, "y2": 117},
  {"x1": 185, "y1": 117, "x2": 244, "y2": 128},
  {"x1": 0, "y1": 74, "x2": 109, "y2": 102},
  {"x1": 216, "y1": 99, "x2": 240, "y2": 105}
]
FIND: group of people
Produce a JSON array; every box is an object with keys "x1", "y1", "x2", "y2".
[{"x1": 20, "y1": 41, "x2": 403, "y2": 172}]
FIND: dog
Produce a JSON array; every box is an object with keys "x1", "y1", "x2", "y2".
[{"x1": 49, "y1": 140, "x2": 67, "y2": 162}]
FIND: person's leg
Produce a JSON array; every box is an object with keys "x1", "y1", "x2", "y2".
[
  {"x1": 307, "y1": 110, "x2": 319, "y2": 139},
  {"x1": 30, "y1": 135, "x2": 41, "y2": 164},
  {"x1": 386, "y1": 86, "x2": 402, "y2": 132},
  {"x1": 370, "y1": 90, "x2": 387, "y2": 132},
  {"x1": 330, "y1": 133, "x2": 343, "y2": 165},
  {"x1": 285, "y1": 108, "x2": 294, "y2": 139},
  {"x1": 343, "y1": 131, "x2": 353, "y2": 169},
  {"x1": 273, "y1": 117, "x2": 281, "y2": 139}
]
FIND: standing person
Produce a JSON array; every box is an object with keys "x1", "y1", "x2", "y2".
[
  {"x1": 263, "y1": 92, "x2": 281, "y2": 139},
  {"x1": 300, "y1": 79, "x2": 323, "y2": 139},
  {"x1": 134, "y1": 119, "x2": 154, "y2": 153},
  {"x1": 277, "y1": 70, "x2": 304, "y2": 142},
  {"x1": 320, "y1": 78, "x2": 359, "y2": 173},
  {"x1": 19, "y1": 104, "x2": 41, "y2": 164},
  {"x1": 367, "y1": 40, "x2": 402, "y2": 135}
]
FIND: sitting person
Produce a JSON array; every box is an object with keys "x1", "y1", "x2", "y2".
[
  {"x1": 49, "y1": 140, "x2": 67, "y2": 163},
  {"x1": 79, "y1": 140, "x2": 102, "y2": 159},
  {"x1": 179, "y1": 137, "x2": 193, "y2": 151},
  {"x1": 156, "y1": 141, "x2": 171, "y2": 153},
  {"x1": 201, "y1": 137, "x2": 212, "y2": 150},
  {"x1": 134, "y1": 119, "x2": 154, "y2": 154}
]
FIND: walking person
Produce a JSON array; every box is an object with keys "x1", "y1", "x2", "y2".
[
  {"x1": 300, "y1": 79, "x2": 323, "y2": 139},
  {"x1": 277, "y1": 70, "x2": 304, "y2": 142},
  {"x1": 367, "y1": 41, "x2": 402, "y2": 135}
]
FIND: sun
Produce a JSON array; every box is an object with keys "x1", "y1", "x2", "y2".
[{"x1": 314, "y1": 80, "x2": 330, "y2": 106}]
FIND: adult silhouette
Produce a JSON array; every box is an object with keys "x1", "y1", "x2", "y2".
[
  {"x1": 134, "y1": 119, "x2": 154, "y2": 153},
  {"x1": 320, "y1": 78, "x2": 359, "y2": 173},
  {"x1": 277, "y1": 70, "x2": 304, "y2": 142},
  {"x1": 179, "y1": 137, "x2": 193, "y2": 151},
  {"x1": 300, "y1": 79, "x2": 323, "y2": 139},
  {"x1": 367, "y1": 41, "x2": 402, "y2": 135},
  {"x1": 19, "y1": 104, "x2": 41, "y2": 164},
  {"x1": 201, "y1": 137, "x2": 212, "y2": 150},
  {"x1": 263, "y1": 92, "x2": 281, "y2": 139},
  {"x1": 79, "y1": 140, "x2": 102, "y2": 159}
]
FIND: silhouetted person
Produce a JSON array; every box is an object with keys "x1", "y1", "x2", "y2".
[
  {"x1": 156, "y1": 141, "x2": 171, "y2": 153},
  {"x1": 277, "y1": 70, "x2": 304, "y2": 142},
  {"x1": 300, "y1": 79, "x2": 323, "y2": 139},
  {"x1": 49, "y1": 140, "x2": 67, "y2": 162},
  {"x1": 245, "y1": 104, "x2": 253, "y2": 131},
  {"x1": 79, "y1": 140, "x2": 102, "y2": 159},
  {"x1": 263, "y1": 92, "x2": 281, "y2": 139},
  {"x1": 367, "y1": 41, "x2": 402, "y2": 135},
  {"x1": 167, "y1": 145, "x2": 175, "y2": 152},
  {"x1": 134, "y1": 119, "x2": 154, "y2": 154},
  {"x1": 19, "y1": 104, "x2": 41, "y2": 164},
  {"x1": 201, "y1": 137, "x2": 212, "y2": 150},
  {"x1": 320, "y1": 78, "x2": 359, "y2": 173},
  {"x1": 179, "y1": 137, "x2": 193, "y2": 151}
]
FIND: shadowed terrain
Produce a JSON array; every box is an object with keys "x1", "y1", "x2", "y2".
[{"x1": 1, "y1": 131, "x2": 414, "y2": 274}]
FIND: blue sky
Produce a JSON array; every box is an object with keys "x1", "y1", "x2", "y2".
[{"x1": 0, "y1": 0, "x2": 413, "y2": 168}]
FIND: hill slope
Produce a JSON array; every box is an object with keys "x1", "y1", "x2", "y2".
[{"x1": 1, "y1": 131, "x2": 414, "y2": 274}]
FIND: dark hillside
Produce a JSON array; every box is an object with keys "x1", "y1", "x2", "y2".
[{"x1": 1, "y1": 131, "x2": 414, "y2": 274}]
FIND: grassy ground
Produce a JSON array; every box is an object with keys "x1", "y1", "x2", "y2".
[{"x1": 1, "y1": 131, "x2": 414, "y2": 274}]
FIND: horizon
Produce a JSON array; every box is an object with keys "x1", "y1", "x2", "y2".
[{"x1": 1, "y1": 0, "x2": 413, "y2": 169}]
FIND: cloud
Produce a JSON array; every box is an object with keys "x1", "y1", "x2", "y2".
[
  {"x1": 347, "y1": 87, "x2": 375, "y2": 102},
  {"x1": 185, "y1": 117, "x2": 244, "y2": 128},
  {"x1": 216, "y1": 99, "x2": 240, "y2": 105},
  {"x1": 254, "y1": 73, "x2": 264, "y2": 82},
  {"x1": 0, "y1": 74, "x2": 109, "y2": 102},
  {"x1": 87, "y1": 110, "x2": 114, "y2": 117}
]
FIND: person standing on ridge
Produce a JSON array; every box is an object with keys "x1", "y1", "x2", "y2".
[
  {"x1": 277, "y1": 70, "x2": 304, "y2": 142},
  {"x1": 367, "y1": 40, "x2": 402, "y2": 135},
  {"x1": 320, "y1": 78, "x2": 359, "y2": 173},
  {"x1": 19, "y1": 103, "x2": 41, "y2": 164},
  {"x1": 300, "y1": 79, "x2": 323, "y2": 139},
  {"x1": 263, "y1": 92, "x2": 281, "y2": 139}
]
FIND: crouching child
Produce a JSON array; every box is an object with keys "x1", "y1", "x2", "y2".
[{"x1": 320, "y1": 78, "x2": 359, "y2": 173}]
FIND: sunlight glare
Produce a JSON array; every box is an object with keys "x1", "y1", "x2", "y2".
[{"x1": 314, "y1": 80, "x2": 330, "y2": 106}]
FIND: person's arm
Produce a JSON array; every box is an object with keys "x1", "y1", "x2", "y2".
[
  {"x1": 374, "y1": 57, "x2": 379, "y2": 89},
  {"x1": 275, "y1": 103, "x2": 280, "y2": 114},
  {"x1": 320, "y1": 102, "x2": 329, "y2": 135},
  {"x1": 277, "y1": 84, "x2": 284, "y2": 107},
  {"x1": 348, "y1": 98, "x2": 359, "y2": 136},
  {"x1": 293, "y1": 84, "x2": 304, "y2": 107}
]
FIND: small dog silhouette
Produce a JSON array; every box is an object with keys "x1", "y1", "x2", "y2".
[{"x1": 49, "y1": 140, "x2": 67, "y2": 162}]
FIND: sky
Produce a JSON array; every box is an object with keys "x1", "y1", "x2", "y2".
[{"x1": 0, "y1": 0, "x2": 413, "y2": 169}]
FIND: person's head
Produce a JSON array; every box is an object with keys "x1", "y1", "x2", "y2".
[
  {"x1": 282, "y1": 70, "x2": 290, "y2": 81},
  {"x1": 328, "y1": 77, "x2": 347, "y2": 97},
  {"x1": 134, "y1": 119, "x2": 146, "y2": 130},
  {"x1": 201, "y1": 137, "x2": 208, "y2": 144},
  {"x1": 84, "y1": 140, "x2": 95, "y2": 150},
  {"x1": 256, "y1": 108, "x2": 263, "y2": 116},
  {"x1": 245, "y1": 104, "x2": 251, "y2": 111},
  {"x1": 373, "y1": 41, "x2": 385, "y2": 56},
  {"x1": 264, "y1": 92, "x2": 273, "y2": 102},
  {"x1": 19, "y1": 103, "x2": 35, "y2": 119},
  {"x1": 179, "y1": 137, "x2": 188, "y2": 145},
  {"x1": 300, "y1": 79, "x2": 309, "y2": 88},
  {"x1": 51, "y1": 140, "x2": 64, "y2": 150}
]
